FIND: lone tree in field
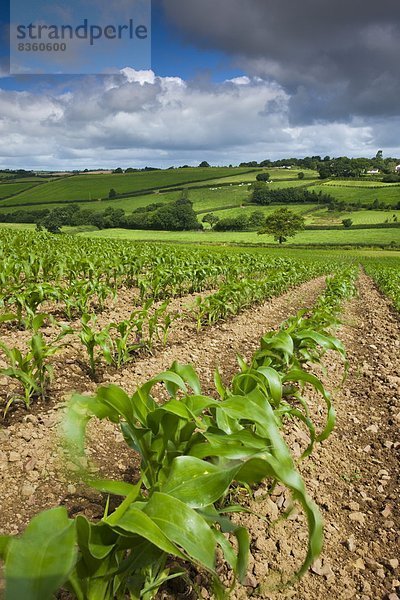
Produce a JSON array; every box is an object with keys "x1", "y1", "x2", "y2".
[
  {"x1": 258, "y1": 208, "x2": 305, "y2": 244},
  {"x1": 256, "y1": 172, "x2": 270, "y2": 182},
  {"x1": 342, "y1": 218, "x2": 353, "y2": 228},
  {"x1": 202, "y1": 213, "x2": 220, "y2": 229}
]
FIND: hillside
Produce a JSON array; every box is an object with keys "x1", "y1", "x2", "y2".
[
  {"x1": 0, "y1": 167, "x2": 258, "y2": 206},
  {"x1": 0, "y1": 167, "x2": 399, "y2": 245}
]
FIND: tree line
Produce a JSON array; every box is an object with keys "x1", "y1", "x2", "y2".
[{"x1": 0, "y1": 193, "x2": 201, "y2": 233}]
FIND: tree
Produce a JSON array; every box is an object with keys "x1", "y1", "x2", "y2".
[
  {"x1": 199, "y1": 161, "x2": 211, "y2": 168},
  {"x1": 249, "y1": 210, "x2": 265, "y2": 228},
  {"x1": 250, "y1": 182, "x2": 271, "y2": 204},
  {"x1": 258, "y1": 208, "x2": 305, "y2": 244},
  {"x1": 113, "y1": 167, "x2": 123, "y2": 174},
  {"x1": 150, "y1": 197, "x2": 201, "y2": 231},
  {"x1": 318, "y1": 166, "x2": 331, "y2": 180},
  {"x1": 256, "y1": 173, "x2": 270, "y2": 182},
  {"x1": 298, "y1": 172, "x2": 305, "y2": 180},
  {"x1": 342, "y1": 219, "x2": 353, "y2": 228},
  {"x1": 109, "y1": 188, "x2": 117, "y2": 199},
  {"x1": 202, "y1": 213, "x2": 220, "y2": 228},
  {"x1": 214, "y1": 214, "x2": 249, "y2": 231},
  {"x1": 38, "y1": 213, "x2": 63, "y2": 234}
]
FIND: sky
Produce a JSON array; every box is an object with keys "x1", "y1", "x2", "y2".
[{"x1": 0, "y1": 0, "x2": 399, "y2": 170}]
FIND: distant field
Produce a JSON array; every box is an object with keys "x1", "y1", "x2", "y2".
[
  {"x1": 188, "y1": 168, "x2": 318, "y2": 186},
  {"x1": 78, "y1": 226, "x2": 400, "y2": 246},
  {"x1": 0, "y1": 180, "x2": 312, "y2": 215},
  {"x1": 0, "y1": 168, "x2": 254, "y2": 207},
  {"x1": 0, "y1": 223, "x2": 35, "y2": 230},
  {"x1": 315, "y1": 183, "x2": 400, "y2": 206},
  {"x1": 1, "y1": 222, "x2": 399, "y2": 247},
  {"x1": 202, "y1": 203, "x2": 316, "y2": 223},
  {"x1": 310, "y1": 209, "x2": 399, "y2": 226},
  {"x1": 322, "y1": 180, "x2": 398, "y2": 188},
  {"x1": 0, "y1": 182, "x2": 41, "y2": 199}
]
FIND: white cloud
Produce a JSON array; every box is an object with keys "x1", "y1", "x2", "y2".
[
  {"x1": 226, "y1": 76, "x2": 251, "y2": 86},
  {"x1": 0, "y1": 70, "x2": 396, "y2": 170},
  {"x1": 120, "y1": 68, "x2": 156, "y2": 85}
]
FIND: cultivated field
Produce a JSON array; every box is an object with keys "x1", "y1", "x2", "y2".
[
  {"x1": 0, "y1": 167, "x2": 256, "y2": 206},
  {"x1": 0, "y1": 229, "x2": 399, "y2": 599},
  {"x1": 1, "y1": 169, "x2": 399, "y2": 247},
  {"x1": 78, "y1": 226, "x2": 400, "y2": 246},
  {"x1": 0, "y1": 182, "x2": 41, "y2": 199}
]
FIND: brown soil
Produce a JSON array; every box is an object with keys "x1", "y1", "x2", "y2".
[{"x1": 1, "y1": 273, "x2": 399, "y2": 600}]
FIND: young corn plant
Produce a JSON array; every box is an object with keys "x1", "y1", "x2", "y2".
[
  {"x1": 0, "y1": 320, "x2": 68, "y2": 414},
  {"x1": 102, "y1": 317, "x2": 144, "y2": 369},
  {"x1": 3, "y1": 283, "x2": 59, "y2": 329},
  {"x1": 101, "y1": 302, "x2": 174, "y2": 369},
  {"x1": 147, "y1": 300, "x2": 174, "y2": 349},
  {"x1": 78, "y1": 315, "x2": 111, "y2": 379}
]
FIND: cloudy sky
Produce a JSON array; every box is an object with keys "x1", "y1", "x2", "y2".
[{"x1": 0, "y1": 0, "x2": 399, "y2": 170}]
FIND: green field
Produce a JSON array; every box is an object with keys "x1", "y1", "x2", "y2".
[
  {"x1": 315, "y1": 183, "x2": 400, "y2": 206},
  {"x1": 75, "y1": 226, "x2": 400, "y2": 246},
  {"x1": 309, "y1": 208, "x2": 399, "y2": 226},
  {"x1": 322, "y1": 180, "x2": 396, "y2": 188},
  {"x1": 0, "y1": 182, "x2": 41, "y2": 199},
  {"x1": 201, "y1": 203, "x2": 316, "y2": 222},
  {"x1": 1, "y1": 168, "x2": 399, "y2": 240},
  {"x1": 0, "y1": 178, "x2": 316, "y2": 215},
  {"x1": 187, "y1": 168, "x2": 318, "y2": 186},
  {"x1": 0, "y1": 168, "x2": 255, "y2": 207}
]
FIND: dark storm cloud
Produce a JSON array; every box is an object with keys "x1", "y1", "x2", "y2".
[{"x1": 161, "y1": 0, "x2": 400, "y2": 123}]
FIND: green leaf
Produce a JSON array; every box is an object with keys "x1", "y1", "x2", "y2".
[
  {"x1": 162, "y1": 456, "x2": 239, "y2": 508},
  {"x1": 256, "y1": 366, "x2": 283, "y2": 405},
  {"x1": 283, "y1": 369, "x2": 336, "y2": 441},
  {"x1": 89, "y1": 479, "x2": 139, "y2": 497},
  {"x1": 0, "y1": 535, "x2": 11, "y2": 557},
  {"x1": 4, "y1": 507, "x2": 77, "y2": 600},
  {"x1": 109, "y1": 505, "x2": 186, "y2": 560},
  {"x1": 144, "y1": 493, "x2": 217, "y2": 572}
]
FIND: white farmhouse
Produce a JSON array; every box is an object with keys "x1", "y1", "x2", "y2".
[{"x1": 395, "y1": 164, "x2": 400, "y2": 172}]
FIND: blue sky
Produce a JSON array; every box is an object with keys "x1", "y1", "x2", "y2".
[
  {"x1": 0, "y1": 1, "x2": 243, "y2": 88},
  {"x1": 0, "y1": 0, "x2": 399, "y2": 170},
  {"x1": 151, "y1": 4, "x2": 243, "y2": 82}
]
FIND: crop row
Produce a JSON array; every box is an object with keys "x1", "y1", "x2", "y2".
[
  {"x1": 0, "y1": 230, "x2": 333, "y2": 321},
  {"x1": 193, "y1": 262, "x2": 329, "y2": 329},
  {"x1": 0, "y1": 300, "x2": 175, "y2": 413},
  {"x1": 0, "y1": 267, "x2": 358, "y2": 599},
  {"x1": 362, "y1": 261, "x2": 400, "y2": 311},
  {"x1": 0, "y1": 263, "x2": 323, "y2": 413}
]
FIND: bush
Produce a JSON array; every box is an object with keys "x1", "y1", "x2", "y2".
[
  {"x1": 256, "y1": 173, "x2": 270, "y2": 182},
  {"x1": 382, "y1": 174, "x2": 400, "y2": 183},
  {"x1": 214, "y1": 214, "x2": 249, "y2": 231},
  {"x1": 250, "y1": 185, "x2": 334, "y2": 206}
]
